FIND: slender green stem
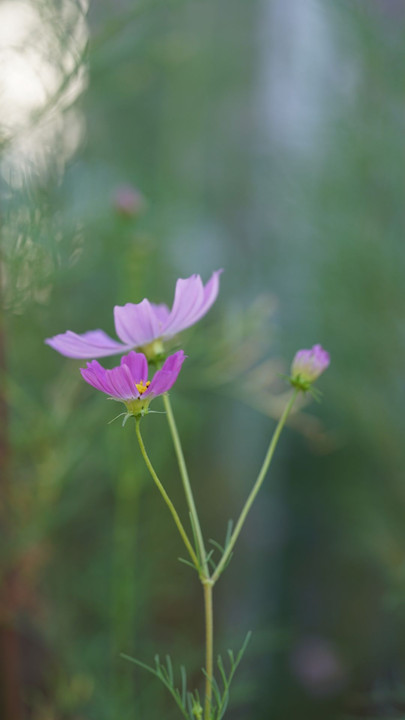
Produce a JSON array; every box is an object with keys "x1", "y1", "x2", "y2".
[
  {"x1": 211, "y1": 389, "x2": 299, "y2": 584},
  {"x1": 203, "y1": 581, "x2": 214, "y2": 720},
  {"x1": 135, "y1": 417, "x2": 199, "y2": 568},
  {"x1": 163, "y1": 393, "x2": 208, "y2": 576}
]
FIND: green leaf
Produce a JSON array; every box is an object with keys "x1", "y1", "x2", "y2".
[
  {"x1": 178, "y1": 556, "x2": 198, "y2": 571},
  {"x1": 121, "y1": 652, "x2": 191, "y2": 720}
]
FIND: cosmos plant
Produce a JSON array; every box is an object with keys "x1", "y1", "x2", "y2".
[{"x1": 46, "y1": 272, "x2": 330, "y2": 720}]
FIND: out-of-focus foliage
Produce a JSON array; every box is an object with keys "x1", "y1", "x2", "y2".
[{"x1": 1, "y1": 1, "x2": 405, "y2": 719}]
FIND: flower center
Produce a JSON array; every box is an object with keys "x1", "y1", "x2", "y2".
[{"x1": 135, "y1": 380, "x2": 150, "y2": 395}]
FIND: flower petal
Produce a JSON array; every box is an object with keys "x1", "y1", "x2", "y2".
[
  {"x1": 161, "y1": 275, "x2": 203, "y2": 338},
  {"x1": 80, "y1": 360, "x2": 115, "y2": 395},
  {"x1": 152, "y1": 303, "x2": 170, "y2": 325},
  {"x1": 200, "y1": 269, "x2": 222, "y2": 314},
  {"x1": 107, "y1": 365, "x2": 136, "y2": 399},
  {"x1": 114, "y1": 299, "x2": 167, "y2": 347},
  {"x1": 81, "y1": 359, "x2": 139, "y2": 400},
  {"x1": 46, "y1": 330, "x2": 129, "y2": 359},
  {"x1": 162, "y1": 270, "x2": 222, "y2": 338},
  {"x1": 146, "y1": 350, "x2": 186, "y2": 397},
  {"x1": 120, "y1": 351, "x2": 148, "y2": 382}
]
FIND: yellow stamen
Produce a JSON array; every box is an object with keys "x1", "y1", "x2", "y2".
[{"x1": 135, "y1": 380, "x2": 150, "y2": 395}]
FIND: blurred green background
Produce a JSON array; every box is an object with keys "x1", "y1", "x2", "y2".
[{"x1": 1, "y1": 0, "x2": 405, "y2": 718}]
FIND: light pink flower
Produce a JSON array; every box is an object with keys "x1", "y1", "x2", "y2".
[{"x1": 46, "y1": 271, "x2": 222, "y2": 359}]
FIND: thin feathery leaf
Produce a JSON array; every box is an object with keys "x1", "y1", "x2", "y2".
[
  {"x1": 205, "y1": 549, "x2": 215, "y2": 564},
  {"x1": 180, "y1": 665, "x2": 187, "y2": 708},
  {"x1": 187, "y1": 691, "x2": 194, "y2": 716},
  {"x1": 160, "y1": 663, "x2": 170, "y2": 684},
  {"x1": 121, "y1": 652, "x2": 190, "y2": 719},
  {"x1": 121, "y1": 653, "x2": 156, "y2": 675},
  {"x1": 208, "y1": 554, "x2": 217, "y2": 571},
  {"x1": 215, "y1": 632, "x2": 253, "y2": 720},
  {"x1": 236, "y1": 631, "x2": 252, "y2": 662},
  {"x1": 178, "y1": 556, "x2": 198, "y2": 571},
  {"x1": 166, "y1": 655, "x2": 174, "y2": 686},
  {"x1": 225, "y1": 519, "x2": 234, "y2": 548},
  {"x1": 201, "y1": 668, "x2": 221, "y2": 707},
  {"x1": 222, "y1": 551, "x2": 234, "y2": 571},
  {"x1": 211, "y1": 675, "x2": 222, "y2": 705},
  {"x1": 107, "y1": 411, "x2": 129, "y2": 425},
  {"x1": 217, "y1": 655, "x2": 227, "y2": 688},
  {"x1": 309, "y1": 386, "x2": 323, "y2": 403},
  {"x1": 277, "y1": 372, "x2": 292, "y2": 383},
  {"x1": 219, "y1": 692, "x2": 229, "y2": 719},
  {"x1": 209, "y1": 538, "x2": 225, "y2": 554}
]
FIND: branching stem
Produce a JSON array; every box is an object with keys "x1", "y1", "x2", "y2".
[
  {"x1": 211, "y1": 389, "x2": 299, "y2": 584},
  {"x1": 160, "y1": 389, "x2": 299, "y2": 718}
]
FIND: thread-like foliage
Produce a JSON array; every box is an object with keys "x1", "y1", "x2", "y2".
[
  {"x1": 121, "y1": 652, "x2": 202, "y2": 720},
  {"x1": 121, "y1": 631, "x2": 251, "y2": 720},
  {"x1": 203, "y1": 632, "x2": 252, "y2": 720},
  {"x1": 178, "y1": 519, "x2": 235, "y2": 577}
]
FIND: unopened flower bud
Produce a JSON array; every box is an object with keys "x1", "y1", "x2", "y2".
[
  {"x1": 290, "y1": 344, "x2": 330, "y2": 391},
  {"x1": 191, "y1": 700, "x2": 203, "y2": 719}
]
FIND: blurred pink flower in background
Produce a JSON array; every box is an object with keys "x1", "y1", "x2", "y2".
[
  {"x1": 290, "y1": 636, "x2": 347, "y2": 696},
  {"x1": 113, "y1": 185, "x2": 145, "y2": 218}
]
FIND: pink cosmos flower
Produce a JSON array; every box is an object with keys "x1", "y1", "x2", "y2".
[
  {"x1": 291, "y1": 344, "x2": 330, "y2": 388},
  {"x1": 80, "y1": 350, "x2": 186, "y2": 417},
  {"x1": 45, "y1": 271, "x2": 222, "y2": 360}
]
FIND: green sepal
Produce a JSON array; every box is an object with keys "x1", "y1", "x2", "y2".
[{"x1": 279, "y1": 372, "x2": 324, "y2": 398}]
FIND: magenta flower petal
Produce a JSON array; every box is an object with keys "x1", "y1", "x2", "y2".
[
  {"x1": 45, "y1": 330, "x2": 129, "y2": 359},
  {"x1": 113, "y1": 299, "x2": 168, "y2": 347},
  {"x1": 80, "y1": 350, "x2": 185, "y2": 415},
  {"x1": 107, "y1": 365, "x2": 136, "y2": 399},
  {"x1": 80, "y1": 360, "x2": 115, "y2": 395},
  {"x1": 120, "y1": 350, "x2": 148, "y2": 381},
  {"x1": 146, "y1": 350, "x2": 186, "y2": 397},
  {"x1": 81, "y1": 359, "x2": 137, "y2": 401}
]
